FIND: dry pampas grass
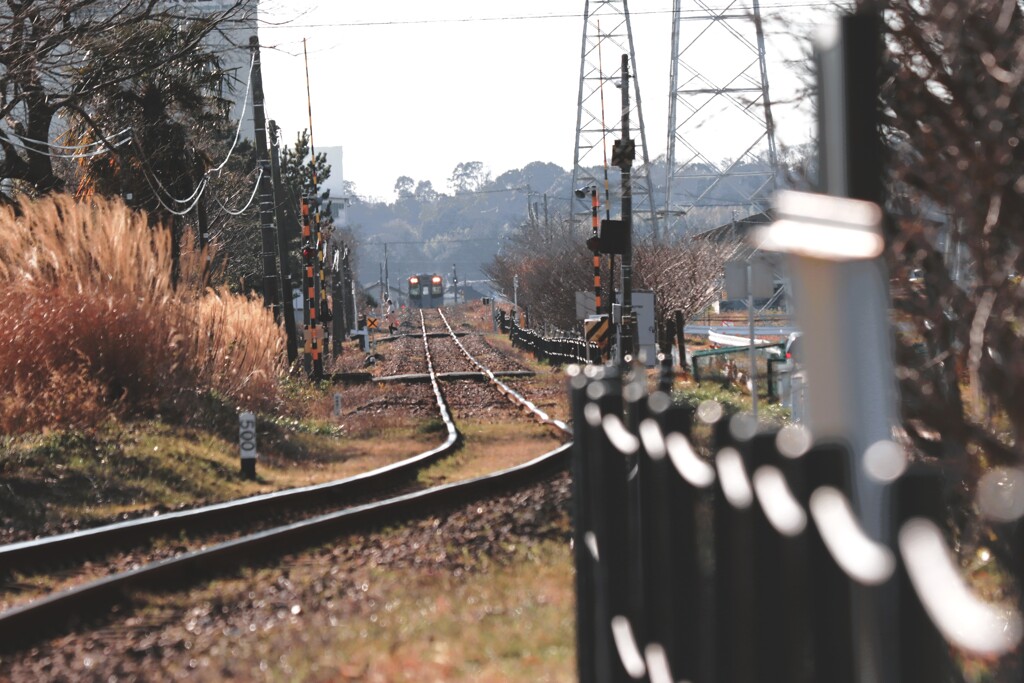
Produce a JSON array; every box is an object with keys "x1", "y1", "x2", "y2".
[{"x1": 0, "y1": 195, "x2": 285, "y2": 433}]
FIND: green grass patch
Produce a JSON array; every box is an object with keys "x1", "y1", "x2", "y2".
[
  {"x1": 0, "y1": 422, "x2": 251, "y2": 531},
  {"x1": 674, "y1": 382, "x2": 791, "y2": 426},
  {"x1": 0, "y1": 404, "x2": 423, "y2": 537}
]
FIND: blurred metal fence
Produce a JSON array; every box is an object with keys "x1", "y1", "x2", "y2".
[
  {"x1": 691, "y1": 344, "x2": 786, "y2": 399},
  {"x1": 508, "y1": 318, "x2": 598, "y2": 366},
  {"x1": 569, "y1": 364, "x2": 1022, "y2": 683}
]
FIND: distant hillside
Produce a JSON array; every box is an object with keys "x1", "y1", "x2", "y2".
[
  {"x1": 348, "y1": 161, "x2": 569, "y2": 289},
  {"x1": 346, "y1": 154, "x2": 798, "y2": 291}
]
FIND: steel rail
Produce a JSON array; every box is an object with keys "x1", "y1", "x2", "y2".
[
  {"x1": 436, "y1": 308, "x2": 571, "y2": 434},
  {"x1": 0, "y1": 442, "x2": 571, "y2": 652},
  {"x1": 0, "y1": 309, "x2": 573, "y2": 652},
  {"x1": 0, "y1": 314, "x2": 460, "y2": 575}
]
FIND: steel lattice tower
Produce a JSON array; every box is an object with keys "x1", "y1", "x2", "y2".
[
  {"x1": 572, "y1": 0, "x2": 660, "y2": 239},
  {"x1": 664, "y1": 0, "x2": 778, "y2": 233}
]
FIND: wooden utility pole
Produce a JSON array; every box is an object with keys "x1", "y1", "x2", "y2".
[
  {"x1": 249, "y1": 37, "x2": 282, "y2": 320},
  {"x1": 342, "y1": 247, "x2": 356, "y2": 338},
  {"x1": 268, "y1": 120, "x2": 299, "y2": 364},
  {"x1": 332, "y1": 241, "x2": 347, "y2": 355}
]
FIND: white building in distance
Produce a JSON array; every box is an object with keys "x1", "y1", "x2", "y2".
[
  {"x1": 319, "y1": 146, "x2": 349, "y2": 225},
  {"x1": 157, "y1": 0, "x2": 259, "y2": 124}
]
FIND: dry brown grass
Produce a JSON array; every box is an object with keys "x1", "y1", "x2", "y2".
[{"x1": 0, "y1": 195, "x2": 284, "y2": 433}]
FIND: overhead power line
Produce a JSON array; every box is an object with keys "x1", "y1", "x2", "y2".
[
  {"x1": 126, "y1": 52, "x2": 258, "y2": 212},
  {"x1": 212, "y1": 169, "x2": 264, "y2": 216},
  {"x1": 208, "y1": 52, "x2": 256, "y2": 175},
  {"x1": 6, "y1": 128, "x2": 132, "y2": 153},
  {"x1": 258, "y1": 3, "x2": 834, "y2": 31},
  {"x1": 138, "y1": 170, "x2": 209, "y2": 216}
]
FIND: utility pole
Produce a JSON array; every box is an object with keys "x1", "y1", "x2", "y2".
[
  {"x1": 376, "y1": 262, "x2": 385, "y2": 353},
  {"x1": 383, "y1": 243, "x2": 390, "y2": 306},
  {"x1": 338, "y1": 246, "x2": 356, "y2": 342},
  {"x1": 747, "y1": 260, "x2": 758, "y2": 422},
  {"x1": 249, "y1": 37, "x2": 282, "y2": 319},
  {"x1": 513, "y1": 274, "x2": 519, "y2": 317},
  {"x1": 332, "y1": 242, "x2": 347, "y2": 355},
  {"x1": 585, "y1": 187, "x2": 602, "y2": 314},
  {"x1": 614, "y1": 53, "x2": 636, "y2": 364},
  {"x1": 453, "y1": 263, "x2": 458, "y2": 305},
  {"x1": 194, "y1": 156, "x2": 210, "y2": 252},
  {"x1": 268, "y1": 120, "x2": 299, "y2": 364},
  {"x1": 527, "y1": 184, "x2": 536, "y2": 230}
]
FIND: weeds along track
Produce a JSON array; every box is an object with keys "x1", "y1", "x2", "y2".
[{"x1": 0, "y1": 309, "x2": 572, "y2": 652}]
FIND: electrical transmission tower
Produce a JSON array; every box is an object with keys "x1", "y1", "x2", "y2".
[
  {"x1": 572, "y1": 0, "x2": 660, "y2": 239},
  {"x1": 664, "y1": 0, "x2": 778, "y2": 233}
]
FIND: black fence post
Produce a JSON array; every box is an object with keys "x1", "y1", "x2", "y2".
[
  {"x1": 583, "y1": 367, "x2": 630, "y2": 683},
  {"x1": 658, "y1": 352, "x2": 674, "y2": 393},
  {"x1": 569, "y1": 365, "x2": 597, "y2": 683},
  {"x1": 623, "y1": 373, "x2": 649, "y2": 651},
  {"x1": 645, "y1": 395, "x2": 703, "y2": 680},
  {"x1": 711, "y1": 413, "x2": 758, "y2": 683},
  {"x1": 746, "y1": 431, "x2": 810, "y2": 682},
  {"x1": 892, "y1": 465, "x2": 956, "y2": 681},
  {"x1": 800, "y1": 443, "x2": 856, "y2": 683}
]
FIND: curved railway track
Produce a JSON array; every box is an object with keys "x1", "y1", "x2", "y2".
[{"x1": 0, "y1": 309, "x2": 572, "y2": 652}]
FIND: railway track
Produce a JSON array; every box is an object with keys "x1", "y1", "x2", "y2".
[{"x1": 0, "y1": 309, "x2": 571, "y2": 653}]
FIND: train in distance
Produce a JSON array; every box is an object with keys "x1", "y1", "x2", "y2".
[{"x1": 407, "y1": 273, "x2": 445, "y2": 308}]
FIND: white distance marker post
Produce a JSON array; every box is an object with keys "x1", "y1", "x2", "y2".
[
  {"x1": 239, "y1": 411, "x2": 257, "y2": 479},
  {"x1": 333, "y1": 392, "x2": 343, "y2": 418}
]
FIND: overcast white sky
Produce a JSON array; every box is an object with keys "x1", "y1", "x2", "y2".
[{"x1": 257, "y1": 1, "x2": 837, "y2": 202}]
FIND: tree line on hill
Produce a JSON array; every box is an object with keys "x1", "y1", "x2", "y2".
[{"x1": 344, "y1": 151, "x2": 809, "y2": 317}]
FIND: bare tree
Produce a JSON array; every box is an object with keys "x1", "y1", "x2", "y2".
[
  {"x1": 0, "y1": 0, "x2": 244, "y2": 198},
  {"x1": 484, "y1": 215, "x2": 592, "y2": 329},
  {"x1": 488, "y1": 212, "x2": 740, "y2": 334},
  {"x1": 633, "y1": 231, "x2": 742, "y2": 324},
  {"x1": 878, "y1": 0, "x2": 1024, "y2": 480}
]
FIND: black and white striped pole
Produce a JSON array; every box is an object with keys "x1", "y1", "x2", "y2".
[{"x1": 755, "y1": 12, "x2": 896, "y2": 683}]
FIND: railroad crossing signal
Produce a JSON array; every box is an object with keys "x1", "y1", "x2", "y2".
[
  {"x1": 585, "y1": 315, "x2": 612, "y2": 362},
  {"x1": 600, "y1": 219, "x2": 628, "y2": 255},
  {"x1": 367, "y1": 317, "x2": 379, "y2": 330},
  {"x1": 611, "y1": 138, "x2": 635, "y2": 170}
]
